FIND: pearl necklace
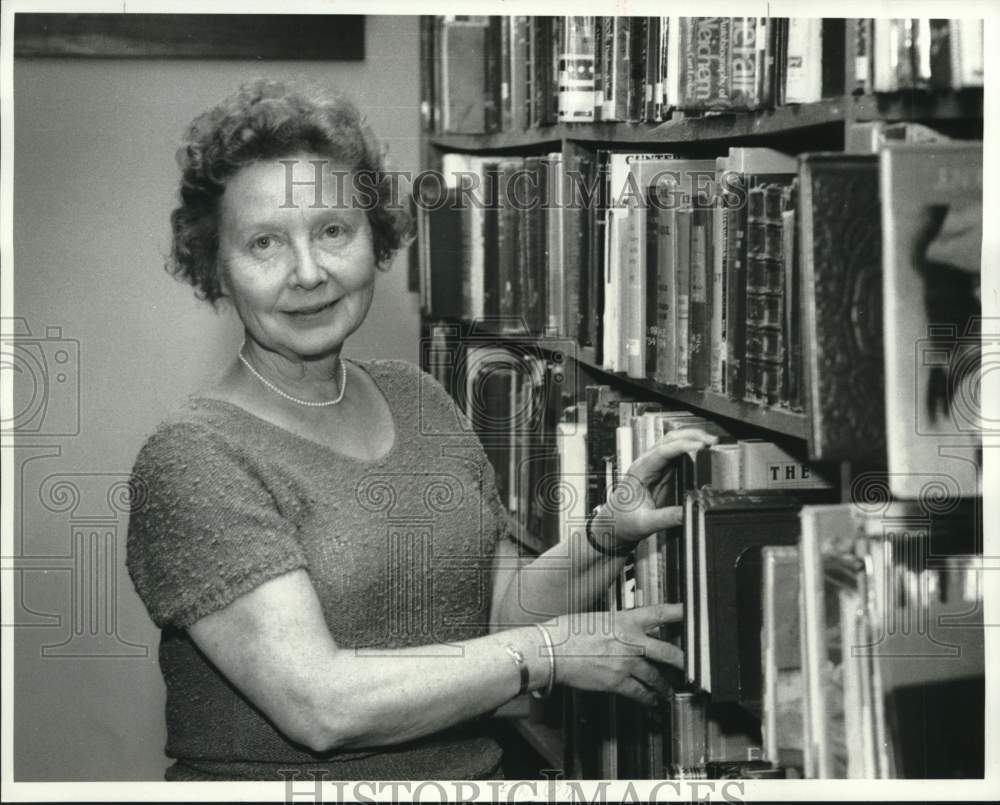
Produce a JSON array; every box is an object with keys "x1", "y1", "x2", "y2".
[{"x1": 238, "y1": 343, "x2": 347, "y2": 407}]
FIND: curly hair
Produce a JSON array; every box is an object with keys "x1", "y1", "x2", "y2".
[{"x1": 168, "y1": 79, "x2": 411, "y2": 305}]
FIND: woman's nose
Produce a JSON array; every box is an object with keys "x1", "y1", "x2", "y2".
[{"x1": 289, "y1": 242, "x2": 325, "y2": 288}]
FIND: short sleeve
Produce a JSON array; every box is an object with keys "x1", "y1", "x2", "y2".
[{"x1": 126, "y1": 423, "x2": 308, "y2": 629}]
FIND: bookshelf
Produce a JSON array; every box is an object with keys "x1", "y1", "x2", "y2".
[{"x1": 417, "y1": 15, "x2": 984, "y2": 781}]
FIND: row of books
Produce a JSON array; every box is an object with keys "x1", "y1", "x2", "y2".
[
  {"x1": 420, "y1": 139, "x2": 983, "y2": 497},
  {"x1": 421, "y1": 16, "x2": 984, "y2": 134},
  {"x1": 425, "y1": 336, "x2": 984, "y2": 778},
  {"x1": 767, "y1": 501, "x2": 982, "y2": 778}
]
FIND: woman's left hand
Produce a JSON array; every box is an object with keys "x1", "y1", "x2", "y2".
[{"x1": 597, "y1": 427, "x2": 719, "y2": 545}]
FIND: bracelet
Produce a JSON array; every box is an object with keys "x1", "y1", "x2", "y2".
[
  {"x1": 504, "y1": 644, "x2": 529, "y2": 696},
  {"x1": 586, "y1": 505, "x2": 633, "y2": 558},
  {"x1": 531, "y1": 623, "x2": 556, "y2": 700}
]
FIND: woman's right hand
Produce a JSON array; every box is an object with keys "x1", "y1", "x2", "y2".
[{"x1": 543, "y1": 603, "x2": 684, "y2": 707}]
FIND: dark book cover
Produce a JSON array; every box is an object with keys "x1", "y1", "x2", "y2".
[
  {"x1": 781, "y1": 182, "x2": 802, "y2": 410},
  {"x1": 426, "y1": 189, "x2": 465, "y2": 320},
  {"x1": 483, "y1": 16, "x2": 502, "y2": 133},
  {"x1": 799, "y1": 154, "x2": 885, "y2": 461},
  {"x1": 510, "y1": 17, "x2": 529, "y2": 131},
  {"x1": 820, "y1": 18, "x2": 846, "y2": 97},
  {"x1": 498, "y1": 16, "x2": 512, "y2": 131},
  {"x1": 628, "y1": 16, "x2": 648, "y2": 122},
  {"x1": 698, "y1": 489, "x2": 838, "y2": 709},
  {"x1": 497, "y1": 159, "x2": 524, "y2": 330},
  {"x1": 524, "y1": 15, "x2": 535, "y2": 127},
  {"x1": 644, "y1": 16, "x2": 661, "y2": 122},
  {"x1": 482, "y1": 161, "x2": 502, "y2": 319},
  {"x1": 520, "y1": 156, "x2": 547, "y2": 333}
]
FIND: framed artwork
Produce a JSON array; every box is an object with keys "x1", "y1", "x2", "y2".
[{"x1": 14, "y1": 13, "x2": 365, "y2": 60}]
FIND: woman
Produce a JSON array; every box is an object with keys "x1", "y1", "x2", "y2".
[{"x1": 126, "y1": 79, "x2": 717, "y2": 781}]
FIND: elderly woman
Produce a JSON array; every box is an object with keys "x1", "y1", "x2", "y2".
[{"x1": 126, "y1": 79, "x2": 717, "y2": 781}]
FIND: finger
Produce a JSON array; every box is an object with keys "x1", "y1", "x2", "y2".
[
  {"x1": 617, "y1": 677, "x2": 660, "y2": 708},
  {"x1": 636, "y1": 505, "x2": 684, "y2": 532},
  {"x1": 657, "y1": 428, "x2": 720, "y2": 445},
  {"x1": 640, "y1": 638, "x2": 685, "y2": 669},
  {"x1": 628, "y1": 658, "x2": 671, "y2": 696},
  {"x1": 629, "y1": 439, "x2": 715, "y2": 481},
  {"x1": 631, "y1": 602, "x2": 684, "y2": 628}
]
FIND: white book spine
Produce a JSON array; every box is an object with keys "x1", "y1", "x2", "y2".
[{"x1": 785, "y1": 18, "x2": 822, "y2": 103}]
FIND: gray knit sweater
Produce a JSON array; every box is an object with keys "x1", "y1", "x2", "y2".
[{"x1": 126, "y1": 359, "x2": 512, "y2": 781}]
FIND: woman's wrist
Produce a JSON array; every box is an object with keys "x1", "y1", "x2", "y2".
[
  {"x1": 502, "y1": 625, "x2": 555, "y2": 697},
  {"x1": 585, "y1": 504, "x2": 634, "y2": 558}
]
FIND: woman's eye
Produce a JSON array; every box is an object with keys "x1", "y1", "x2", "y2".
[
  {"x1": 323, "y1": 224, "x2": 344, "y2": 239},
  {"x1": 251, "y1": 235, "x2": 275, "y2": 251}
]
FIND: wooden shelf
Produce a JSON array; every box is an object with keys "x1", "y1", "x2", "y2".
[
  {"x1": 427, "y1": 90, "x2": 982, "y2": 153},
  {"x1": 575, "y1": 347, "x2": 809, "y2": 441},
  {"x1": 432, "y1": 328, "x2": 808, "y2": 441},
  {"x1": 850, "y1": 88, "x2": 984, "y2": 123},
  {"x1": 429, "y1": 97, "x2": 848, "y2": 152}
]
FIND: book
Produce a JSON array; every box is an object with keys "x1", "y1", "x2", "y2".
[
  {"x1": 688, "y1": 197, "x2": 713, "y2": 389},
  {"x1": 739, "y1": 439, "x2": 836, "y2": 490},
  {"x1": 722, "y1": 147, "x2": 797, "y2": 403},
  {"x1": 798, "y1": 154, "x2": 886, "y2": 461},
  {"x1": 880, "y1": 142, "x2": 982, "y2": 499},
  {"x1": 761, "y1": 545, "x2": 804, "y2": 768},
  {"x1": 558, "y1": 17, "x2": 597, "y2": 122},
  {"x1": 650, "y1": 176, "x2": 679, "y2": 386},
  {"x1": 439, "y1": 17, "x2": 489, "y2": 134}
]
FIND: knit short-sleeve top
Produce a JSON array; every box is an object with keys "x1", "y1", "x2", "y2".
[{"x1": 126, "y1": 359, "x2": 515, "y2": 781}]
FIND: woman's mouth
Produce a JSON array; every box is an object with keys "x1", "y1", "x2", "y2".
[{"x1": 287, "y1": 298, "x2": 340, "y2": 317}]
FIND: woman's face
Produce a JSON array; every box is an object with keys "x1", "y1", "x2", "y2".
[{"x1": 216, "y1": 153, "x2": 376, "y2": 360}]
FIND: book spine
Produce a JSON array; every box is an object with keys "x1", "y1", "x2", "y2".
[
  {"x1": 419, "y1": 16, "x2": 436, "y2": 132},
  {"x1": 724, "y1": 175, "x2": 748, "y2": 401},
  {"x1": 593, "y1": 16, "x2": 605, "y2": 121},
  {"x1": 781, "y1": 188, "x2": 800, "y2": 410},
  {"x1": 653, "y1": 185, "x2": 677, "y2": 386},
  {"x1": 957, "y1": 19, "x2": 985, "y2": 86},
  {"x1": 675, "y1": 204, "x2": 692, "y2": 387},
  {"x1": 558, "y1": 17, "x2": 596, "y2": 123},
  {"x1": 682, "y1": 17, "x2": 734, "y2": 110},
  {"x1": 645, "y1": 190, "x2": 660, "y2": 377},
  {"x1": 688, "y1": 203, "x2": 711, "y2": 389},
  {"x1": 785, "y1": 17, "x2": 821, "y2": 103},
  {"x1": 484, "y1": 16, "x2": 502, "y2": 133},
  {"x1": 665, "y1": 16, "x2": 681, "y2": 111},
  {"x1": 744, "y1": 185, "x2": 785, "y2": 404},
  {"x1": 548, "y1": 154, "x2": 567, "y2": 336},
  {"x1": 928, "y1": 19, "x2": 952, "y2": 89},
  {"x1": 629, "y1": 17, "x2": 647, "y2": 122},
  {"x1": 499, "y1": 16, "x2": 512, "y2": 131},
  {"x1": 644, "y1": 17, "x2": 661, "y2": 121},
  {"x1": 615, "y1": 18, "x2": 631, "y2": 121},
  {"x1": 525, "y1": 17, "x2": 536, "y2": 126},
  {"x1": 710, "y1": 164, "x2": 727, "y2": 394},
  {"x1": 853, "y1": 18, "x2": 874, "y2": 94}
]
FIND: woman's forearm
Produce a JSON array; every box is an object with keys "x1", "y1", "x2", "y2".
[{"x1": 312, "y1": 625, "x2": 550, "y2": 751}]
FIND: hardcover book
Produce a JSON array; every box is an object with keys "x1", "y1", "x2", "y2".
[
  {"x1": 799, "y1": 154, "x2": 886, "y2": 461},
  {"x1": 880, "y1": 142, "x2": 982, "y2": 498}
]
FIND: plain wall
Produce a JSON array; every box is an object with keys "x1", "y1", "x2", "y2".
[{"x1": 12, "y1": 14, "x2": 421, "y2": 781}]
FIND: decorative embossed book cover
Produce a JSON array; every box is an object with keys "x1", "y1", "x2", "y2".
[
  {"x1": 880, "y1": 143, "x2": 983, "y2": 498},
  {"x1": 799, "y1": 153, "x2": 885, "y2": 461}
]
